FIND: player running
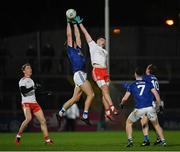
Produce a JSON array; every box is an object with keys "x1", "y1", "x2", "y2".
[
  {"x1": 16, "y1": 63, "x2": 53, "y2": 145},
  {"x1": 119, "y1": 67, "x2": 166, "y2": 147},
  {"x1": 57, "y1": 17, "x2": 94, "y2": 126},
  {"x1": 74, "y1": 16, "x2": 118, "y2": 120},
  {"x1": 140, "y1": 64, "x2": 164, "y2": 146}
]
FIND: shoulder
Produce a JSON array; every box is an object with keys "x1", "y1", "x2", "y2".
[
  {"x1": 143, "y1": 74, "x2": 150, "y2": 80},
  {"x1": 151, "y1": 74, "x2": 158, "y2": 80},
  {"x1": 19, "y1": 77, "x2": 28, "y2": 85},
  {"x1": 88, "y1": 40, "x2": 96, "y2": 46},
  {"x1": 127, "y1": 81, "x2": 135, "y2": 90}
]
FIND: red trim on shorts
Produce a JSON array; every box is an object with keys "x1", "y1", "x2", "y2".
[
  {"x1": 92, "y1": 67, "x2": 109, "y2": 82},
  {"x1": 22, "y1": 102, "x2": 41, "y2": 113}
]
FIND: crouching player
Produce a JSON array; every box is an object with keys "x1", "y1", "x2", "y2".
[
  {"x1": 16, "y1": 63, "x2": 53, "y2": 145},
  {"x1": 119, "y1": 67, "x2": 166, "y2": 147}
]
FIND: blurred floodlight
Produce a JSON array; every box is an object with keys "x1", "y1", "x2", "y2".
[
  {"x1": 165, "y1": 19, "x2": 174, "y2": 26},
  {"x1": 113, "y1": 28, "x2": 121, "y2": 34}
]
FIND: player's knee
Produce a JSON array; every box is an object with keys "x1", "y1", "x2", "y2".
[
  {"x1": 126, "y1": 120, "x2": 129, "y2": 125},
  {"x1": 126, "y1": 119, "x2": 132, "y2": 126},
  {"x1": 87, "y1": 92, "x2": 95, "y2": 99},
  {"x1": 25, "y1": 116, "x2": 32, "y2": 123},
  {"x1": 101, "y1": 86, "x2": 108, "y2": 93},
  {"x1": 91, "y1": 92, "x2": 95, "y2": 99}
]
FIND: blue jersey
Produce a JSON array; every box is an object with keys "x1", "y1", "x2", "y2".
[
  {"x1": 143, "y1": 74, "x2": 159, "y2": 92},
  {"x1": 143, "y1": 74, "x2": 160, "y2": 100},
  {"x1": 127, "y1": 80, "x2": 154, "y2": 109},
  {"x1": 67, "y1": 46, "x2": 86, "y2": 73}
]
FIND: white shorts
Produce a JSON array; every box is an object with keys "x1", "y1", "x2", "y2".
[
  {"x1": 96, "y1": 80, "x2": 109, "y2": 88},
  {"x1": 73, "y1": 71, "x2": 87, "y2": 87},
  {"x1": 128, "y1": 106, "x2": 157, "y2": 122}
]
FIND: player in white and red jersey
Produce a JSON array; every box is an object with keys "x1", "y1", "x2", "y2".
[
  {"x1": 74, "y1": 16, "x2": 118, "y2": 120},
  {"x1": 15, "y1": 63, "x2": 53, "y2": 145}
]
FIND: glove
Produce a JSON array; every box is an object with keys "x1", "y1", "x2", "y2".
[
  {"x1": 71, "y1": 18, "x2": 77, "y2": 24},
  {"x1": 66, "y1": 17, "x2": 71, "y2": 23},
  {"x1": 74, "y1": 16, "x2": 83, "y2": 24},
  {"x1": 119, "y1": 102, "x2": 124, "y2": 109}
]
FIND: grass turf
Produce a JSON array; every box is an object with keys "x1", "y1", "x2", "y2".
[{"x1": 0, "y1": 130, "x2": 179, "y2": 151}]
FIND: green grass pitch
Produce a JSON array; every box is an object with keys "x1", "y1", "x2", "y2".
[{"x1": 0, "y1": 130, "x2": 180, "y2": 151}]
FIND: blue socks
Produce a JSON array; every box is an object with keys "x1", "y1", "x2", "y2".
[{"x1": 144, "y1": 135, "x2": 149, "y2": 142}]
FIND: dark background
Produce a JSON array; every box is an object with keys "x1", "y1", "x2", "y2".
[{"x1": 0, "y1": 0, "x2": 179, "y2": 37}]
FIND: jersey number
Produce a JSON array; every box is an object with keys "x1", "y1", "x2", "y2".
[
  {"x1": 137, "y1": 85, "x2": 145, "y2": 96},
  {"x1": 151, "y1": 80, "x2": 159, "y2": 91}
]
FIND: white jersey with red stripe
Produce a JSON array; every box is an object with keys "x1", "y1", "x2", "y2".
[
  {"x1": 19, "y1": 77, "x2": 36, "y2": 103},
  {"x1": 88, "y1": 41, "x2": 108, "y2": 68}
]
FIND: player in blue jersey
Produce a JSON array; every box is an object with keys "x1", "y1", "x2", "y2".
[
  {"x1": 56, "y1": 17, "x2": 94, "y2": 126},
  {"x1": 119, "y1": 67, "x2": 166, "y2": 147},
  {"x1": 140, "y1": 64, "x2": 164, "y2": 146}
]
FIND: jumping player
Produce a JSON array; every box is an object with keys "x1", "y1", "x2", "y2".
[
  {"x1": 140, "y1": 64, "x2": 164, "y2": 146},
  {"x1": 74, "y1": 16, "x2": 118, "y2": 120},
  {"x1": 57, "y1": 17, "x2": 94, "y2": 126},
  {"x1": 119, "y1": 67, "x2": 166, "y2": 147},
  {"x1": 16, "y1": 63, "x2": 53, "y2": 145}
]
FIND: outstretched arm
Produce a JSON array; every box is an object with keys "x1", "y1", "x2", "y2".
[
  {"x1": 66, "y1": 22, "x2": 73, "y2": 47},
  {"x1": 73, "y1": 24, "x2": 81, "y2": 48},
  {"x1": 79, "y1": 23, "x2": 92, "y2": 43},
  {"x1": 74, "y1": 16, "x2": 93, "y2": 43}
]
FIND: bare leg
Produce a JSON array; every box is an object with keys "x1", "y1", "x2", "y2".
[
  {"x1": 150, "y1": 119, "x2": 165, "y2": 141},
  {"x1": 102, "y1": 96, "x2": 110, "y2": 110},
  {"x1": 16, "y1": 108, "x2": 32, "y2": 144},
  {"x1": 141, "y1": 116, "x2": 149, "y2": 141},
  {"x1": 101, "y1": 84, "x2": 118, "y2": 115},
  {"x1": 101, "y1": 85, "x2": 113, "y2": 106},
  {"x1": 80, "y1": 80, "x2": 94, "y2": 112},
  {"x1": 140, "y1": 116, "x2": 150, "y2": 145},
  {"x1": 34, "y1": 110, "x2": 49, "y2": 137},
  {"x1": 33, "y1": 109, "x2": 52, "y2": 144},
  {"x1": 126, "y1": 118, "x2": 134, "y2": 147},
  {"x1": 17, "y1": 108, "x2": 32, "y2": 135},
  {"x1": 126, "y1": 118, "x2": 133, "y2": 140},
  {"x1": 63, "y1": 86, "x2": 82, "y2": 110},
  {"x1": 141, "y1": 116, "x2": 149, "y2": 135}
]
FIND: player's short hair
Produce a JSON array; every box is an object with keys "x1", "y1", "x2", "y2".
[
  {"x1": 21, "y1": 63, "x2": 31, "y2": 71},
  {"x1": 135, "y1": 67, "x2": 144, "y2": 76},
  {"x1": 96, "y1": 36, "x2": 106, "y2": 41},
  {"x1": 147, "y1": 64, "x2": 157, "y2": 75}
]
